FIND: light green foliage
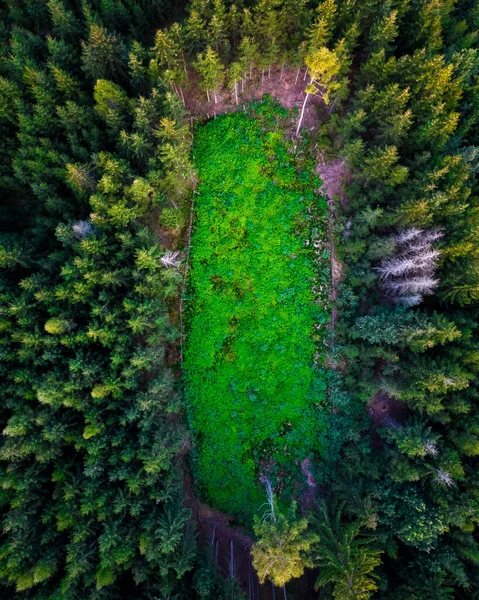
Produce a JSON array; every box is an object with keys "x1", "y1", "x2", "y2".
[
  {"x1": 362, "y1": 145, "x2": 408, "y2": 186},
  {"x1": 305, "y1": 46, "x2": 341, "y2": 104},
  {"x1": 252, "y1": 501, "x2": 318, "y2": 587},
  {"x1": 93, "y1": 79, "x2": 130, "y2": 132},
  {"x1": 185, "y1": 101, "x2": 328, "y2": 517},
  {"x1": 160, "y1": 207, "x2": 185, "y2": 229},
  {"x1": 44, "y1": 317, "x2": 69, "y2": 334},
  {"x1": 194, "y1": 46, "x2": 224, "y2": 101},
  {"x1": 313, "y1": 502, "x2": 382, "y2": 600},
  {"x1": 308, "y1": 0, "x2": 337, "y2": 49}
]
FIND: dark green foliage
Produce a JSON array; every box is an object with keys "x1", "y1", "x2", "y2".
[
  {"x1": 313, "y1": 501, "x2": 382, "y2": 599},
  {"x1": 1, "y1": 0, "x2": 479, "y2": 597},
  {"x1": 317, "y1": 0, "x2": 479, "y2": 595},
  {"x1": 0, "y1": 1, "x2": 204, "y2": 597}
]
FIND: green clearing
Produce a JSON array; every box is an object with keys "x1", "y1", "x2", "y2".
[{"x1": 184, "y1": 100, "x2": 329, "y2": 519}]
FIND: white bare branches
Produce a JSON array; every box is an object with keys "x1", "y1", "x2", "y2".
[
  {"x1": 72, "y1": 220, "x2": 95, "y2": 239},
  {"x1": 424, "y1": 440, "x2": 439, "y2": 456},
  {"x1": 435, "y1": 469, "x2": 455, "y2": 488},
  {"x1": 160, "y1": 250, "x2": 182, "y2": 269},
  {"x1": 259, "y1": 475, "x2": 276, "y2": 522},
  {"x1": 377, "y1": 228, "x2": 443, "y2": 306}
]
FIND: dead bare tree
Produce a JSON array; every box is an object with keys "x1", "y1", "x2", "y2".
[
  {"x1": 377, "y1": 228, "x2": 443, "y2": 306},
  {"x1": 161, "y1": 249, "x2": 182, "y2": 268}
]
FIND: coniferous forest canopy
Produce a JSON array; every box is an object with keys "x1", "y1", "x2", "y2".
[{"x1": 0, "y1": 0, "x2": 478, "y2": 598}]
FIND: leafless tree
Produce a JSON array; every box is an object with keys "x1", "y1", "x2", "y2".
[
  {"x1": 72, "y1": 220, "x2": 95, "y2": 239},
  {"x1": 377, "y1": 228, "x2": 443, "y2": 306},
  {"x1": 435, "y1": 469, "x2": 455, "y2": 488},
  {"x1": 161, "y1": 250, "x2": 182, "y2": 268}
]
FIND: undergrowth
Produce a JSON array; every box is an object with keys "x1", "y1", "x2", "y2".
[{"x1": 184, "y1": 99, "x2": 329, "y2": 520}]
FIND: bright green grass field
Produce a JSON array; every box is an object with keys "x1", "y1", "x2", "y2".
[{"x1": 184, "y1": 100, "x2": 328, "y2": 519}]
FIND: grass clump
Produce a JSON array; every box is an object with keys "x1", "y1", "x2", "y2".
[{"x1": 185, "y1": 99, "x2": 329, "y2": 519}]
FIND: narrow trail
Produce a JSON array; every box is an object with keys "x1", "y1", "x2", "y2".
[{"x1": 316, "y1": 156, "x2": 350, "y2": 354}]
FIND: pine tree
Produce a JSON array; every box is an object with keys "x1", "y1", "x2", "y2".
[
  {"x1": 228, "y1": 61, "x2": 242, "y2": 105},
  {"x1": 238, "y1": 36, "x2": 259, "y2": 81},
  {"x1": 308, "y1": 0, "x2": 337, "y2": 49},
  {"x1": 185, "y1": 9, "x2": 206, "y2": 54},
  {"x1": 194, "y1": 46, "x2": 224, "y2": 103},
  {"x1": 47, "y1": 0, "x2": 80, "y2": 40},
  {"x1": 93, "y1": 78, "x2": 130, "y2": 134},
  {"x1": 81, "y1": 23, "x2": 124, "y2": 81},
  {"x1": 128, "y1": 40, "x2": 149, "y2": 94},
  {"x1": 207, "y1": 0, "x2": 229, "y2": 57},
  {"x1": 313, "y1": 502, "x2": 382, "y2": 600}
]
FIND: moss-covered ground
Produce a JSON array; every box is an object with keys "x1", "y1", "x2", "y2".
[{"x1": 184, "y1": 100, "x2": 329, "y2": 519}]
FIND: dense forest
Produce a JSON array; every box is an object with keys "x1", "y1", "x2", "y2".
[{"x1": 0, "y1": 0, "x2": 478, "y2": 599}]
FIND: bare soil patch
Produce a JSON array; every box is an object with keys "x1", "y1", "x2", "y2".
[
  {"x1": 184, "y1": 65, "x2": 322, "y2": 132},
  {"x1": 369, "y1": 391, "x2": 407, "y2": 427},
  {"x1": 368, "y1": 391, "x2": 408, "y2": 448}
]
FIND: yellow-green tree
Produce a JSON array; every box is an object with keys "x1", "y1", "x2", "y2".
[
  {"x1": 252, "y1": 500, "x2": 318, "y2": 587},
  {"x1": 296, "y1": 47, "x2": 341, "y2": 135},
  {"x1": 194, "y1": 46, "x2": 224, "y2": 103}
]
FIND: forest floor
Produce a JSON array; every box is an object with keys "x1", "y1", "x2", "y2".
[
  {"x1": 183, "y1": 64, "x2": 322, "y2": 131},
  {"x1": 316, "y1": 156, "x2": 351, "y2": 357}
]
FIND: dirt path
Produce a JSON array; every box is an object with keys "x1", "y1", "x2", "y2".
[
  {"x1": 316, "y1": 155, "x2": 350, "y2": 360},
  {"x1": 183, "y1": 470, "x2": 289, "y2": 599}
]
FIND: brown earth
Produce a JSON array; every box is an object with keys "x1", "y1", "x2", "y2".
[
  {"x1": 369, "y1": 391, "x2": 407, "y2": 427},
  {"x1": 316, "y1": 154, "x2": 351, "y2": 361},
  {"x1": 183, "y1": 64, "x2": 323, "y2": 132},
  {"x1": 183, "y1": 470, "x2": 290, "y2": 599},
  {"x1": 368, "y1": 391, "x2": 408, "y2": 449}
]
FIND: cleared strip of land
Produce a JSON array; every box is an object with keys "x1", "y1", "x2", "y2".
[{"x1": 185, "y1": 101, "x2": 328, "y2": 519}]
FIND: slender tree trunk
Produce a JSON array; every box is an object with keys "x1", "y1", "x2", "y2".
[
  {"x1": 327, "y1": 94, "x2": 339, "y2": 115},
  {"x1": 182, "y1": 51, "x2": 187, "y2": 74},
  {"x1": 280, "y1": 61, "x2": 285, "y2": 80},
  {"x1": 206, "y1": 89, "x2": 210, "y2": 102},
  {"x1": 179, "y1": 86, "x2": 185, "y2": 106},
  {"x1": 295, "y1": 67, "x2": 301, "y2": 85},
  {"x1": 261, "y1": 69, "x2": 264, "y2": 84},
  {"x1": 241, "y1": 77, "x2": 244, "y2": 92},
  {"x1": 234, "y1": 82, "x2": 238, "y2": 105},
  {"x1": 268, "y1": 66, "x2": 271, "y2": 78},
  {"x1": 296, "y1": 92, "x2": 309, "y2": 136},
  {"x1": 214, "y1": 91, "x2": 217, "y2": 103},
  {"x1": 303, "y1": 66, "x2": 308, "y2": 81}
]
